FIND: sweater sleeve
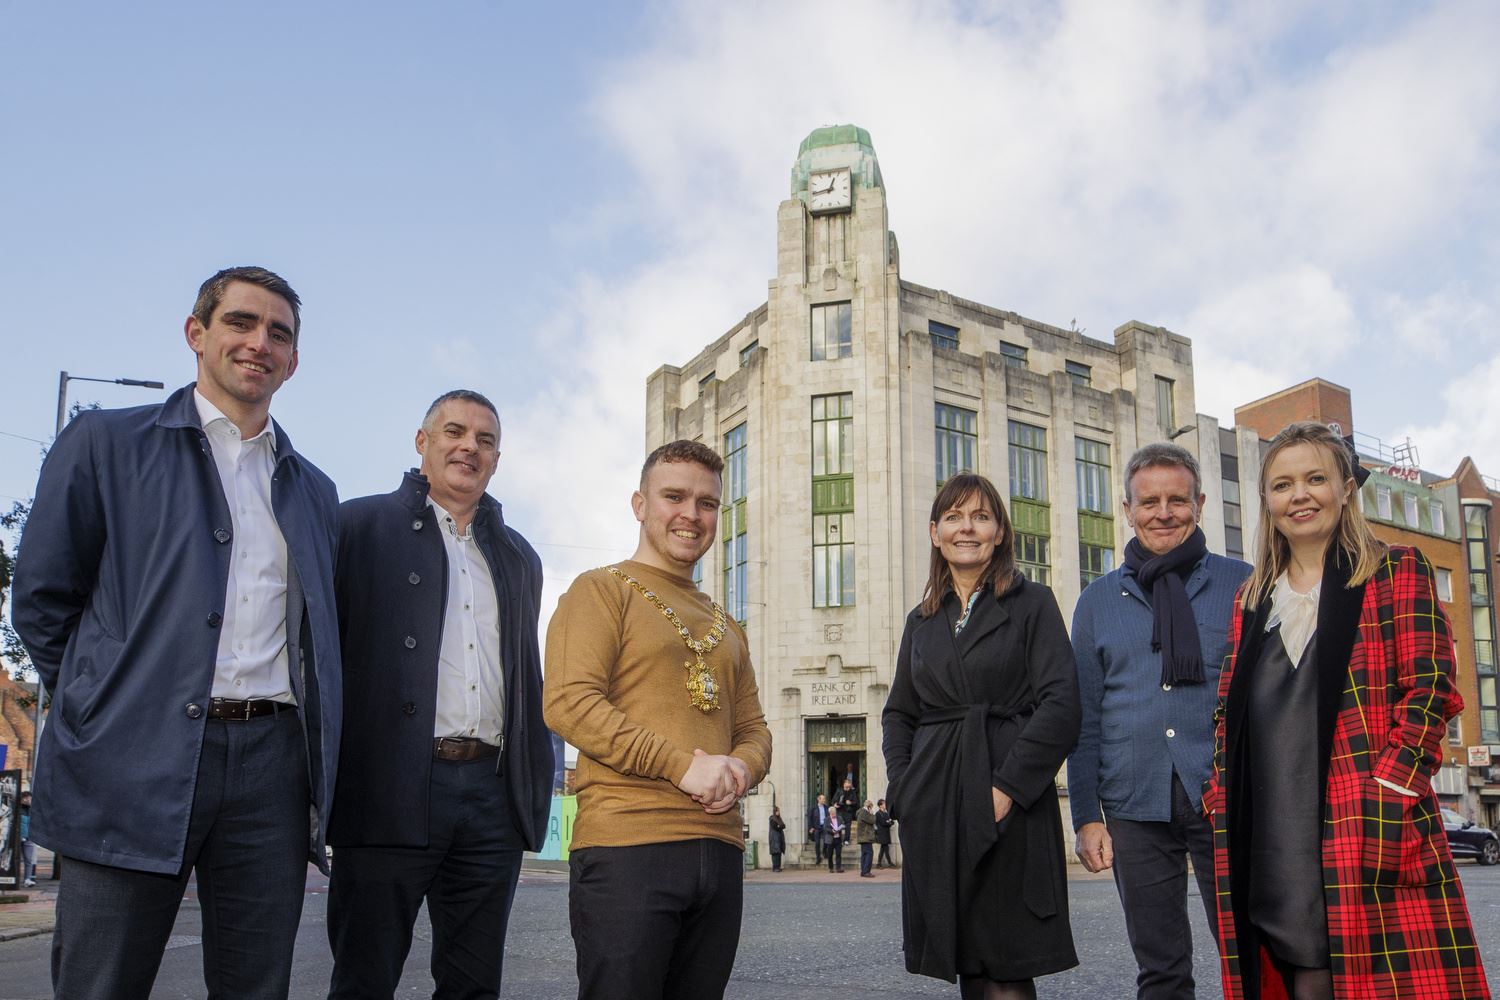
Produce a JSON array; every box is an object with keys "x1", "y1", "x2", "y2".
[
  {"x1": 543, "y1": 573, "x2": 695, "y2": 784},
  {"x1": 726, "y1": 621, "x2": 772, "y2": 785}
]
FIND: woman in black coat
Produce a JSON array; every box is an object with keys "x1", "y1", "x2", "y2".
[
  {"x1": 768, "y1": 806, "x2": 787, "y2": 872},
  {"x1": 882, "y1": 473, "x2": 1081, "y2": 999}
]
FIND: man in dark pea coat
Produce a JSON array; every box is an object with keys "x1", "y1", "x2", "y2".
[
  {"x1": 12, "y1": 266, "x2": 341, "y2": 1000},
  {"x1": 326, "y1": 390, "x2": 552, "y2": 999}
]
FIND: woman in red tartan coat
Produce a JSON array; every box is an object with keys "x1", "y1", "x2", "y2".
[{"x1": 1202, "y1": 422, "x2": 1489, "y2": 1000}]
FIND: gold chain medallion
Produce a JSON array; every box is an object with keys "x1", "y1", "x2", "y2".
[{"x1": 607, "y1": 566, "x2": 727, "y2": 713}]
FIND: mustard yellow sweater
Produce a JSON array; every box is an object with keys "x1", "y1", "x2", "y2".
[{"x1": 544, "y1": 561, "x2": 772, "y2": 850}]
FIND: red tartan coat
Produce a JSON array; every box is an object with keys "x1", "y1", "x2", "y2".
[{"x1": 1202, "y1": 546, "x2": 1490, "y2": 999}]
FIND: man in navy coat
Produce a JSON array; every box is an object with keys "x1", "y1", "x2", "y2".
[
  {"x1": 326, "y1": 390, "x2": 552, "y2": 999},
  {"x1": 12, "y1": 266, "x2": 341, "y2": 1000}
]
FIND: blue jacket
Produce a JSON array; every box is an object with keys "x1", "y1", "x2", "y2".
[
  {"x1": 1067, "y1": 552, "x2": 1249, "y2": 827},
  {"x1": 327, "y1": 471, "x2": 553, "y2": 852},
  {"x1": 12, "y1": 384, "x2": 341, "y2": 874}
]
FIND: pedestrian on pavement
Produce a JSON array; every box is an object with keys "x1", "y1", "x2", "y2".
[
  {"x1": 807, "y1": 793, "x2": 830, "y2": 866},
  {"x1": 544, "y1": 440, "x2": 772, "y2": 1000},
  {"x1": 883, "y1": 472, "x2": 1080, "y2": 998},
  {"x1": 1203, "y1": 422, "x2": 1490, "y2": 999},
  {"x1": 324, "y1": 391, "x2": 554, "y2": 999},
  {"x1": 875, "y1": 798, "x2": 895, "y2": 868},
  {"x1": 825, "y1": 809, "x2": 845, "y2": 873},
  {"x1": 769, "y1": 806, "x2": 787, "y2": 872},
  {"x1": 1067, "y1": 442, "x2": 1248, "y2": 999},
  {"x1": 833, "y1": 777, "x2": 859, "y2": 837},
  {"x1": 855, "y1": 799, "x2": 877, "y2": 877},
  {"x1": 19, "y1": 790, "x2": 35, "y2": 887},
  {"x1": 11, "y1": 266, "x2": 341, "y2": 1000}
]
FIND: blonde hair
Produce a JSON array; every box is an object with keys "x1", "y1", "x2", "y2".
[{"x1": 1241, "y1": 421, "x2": 1386, "y2": 610}]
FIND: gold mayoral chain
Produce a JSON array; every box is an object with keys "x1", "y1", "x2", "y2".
[{"x1": 607, "y1": 566, "x2": 727, "y2": 713}]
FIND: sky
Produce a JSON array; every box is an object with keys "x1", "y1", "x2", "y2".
[{"x1": 3, "y1": 0, "x2": 1499, "y2": 663}]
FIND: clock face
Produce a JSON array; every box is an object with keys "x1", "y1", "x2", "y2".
[{"x1": 808, "y1": 169, "x2": 852, "y2": 213}]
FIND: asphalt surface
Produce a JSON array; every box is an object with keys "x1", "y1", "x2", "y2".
[{"x1": 4, "y1": 863, "x2": 1500, "y2": 998}]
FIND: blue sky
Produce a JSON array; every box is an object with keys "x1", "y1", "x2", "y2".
[{"x1": 4, "y1": 1, "x2": 1499, "y2": 651}]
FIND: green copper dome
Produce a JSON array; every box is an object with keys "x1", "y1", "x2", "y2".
[
  {"x1": 798, "y1": 124, "x2": 876, "y2": 157},
  {"x1": 791, "y1": 124, "x2": 883, "y2": 199}
]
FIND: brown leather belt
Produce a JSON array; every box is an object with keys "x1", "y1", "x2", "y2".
[
  {"x1": 208, "y1": 698, "x2": 286, "y2": 721},
  {"x1": 433, "y1": 737, "x2": 502, "y2": 762}
]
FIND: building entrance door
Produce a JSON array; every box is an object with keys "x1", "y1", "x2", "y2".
[{"x1": 805, "y1": 717, "x2": 867, "y2": 810}]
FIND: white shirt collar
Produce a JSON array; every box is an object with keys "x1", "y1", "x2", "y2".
[
  {"x1": 193, "y1": 389, "x2": 278, "y2": 452},
  {"x1": 1267, "y1": 572, "x2": 1320, "y2": 667}
]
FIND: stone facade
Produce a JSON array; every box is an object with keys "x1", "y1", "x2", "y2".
[{"x1": 645, "y1": 126, "x2": 1228, "y2": 865}]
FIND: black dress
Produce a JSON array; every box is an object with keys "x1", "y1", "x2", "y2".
[{"x1": 1245, "y1": 627, "x2": 1330, "y2": 969}]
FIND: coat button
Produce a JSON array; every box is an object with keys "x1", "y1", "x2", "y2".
[
  {"x1": 402, "y1": 702, "x2": 416, "y2": 715},
  {"x1": 408, "y1": 573, "x2": 420, "y2": 585},
  {"x1": 412, "y1": 519, "x2": 424, "y2": 531},
  {"x1": 214, "y1": 528, "x2": 232, "y2": 543},
  {"x1": 206, "y1": 611, "x2": 222, "y2": 627},
  {"x1": 1166, "y1": 728, "x2": 1176, "y2": 738},
  {"x1": 186, "y1": 703, "x2": 203, "y2": 719},
  {"x1": 404, "y1": 636, "x2": 417, "y2": 649}
]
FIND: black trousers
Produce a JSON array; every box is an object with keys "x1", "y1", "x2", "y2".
[
  {"x1": 327, "y1": 756, "x2": 524, "y2": 1000},
  {"x1": 52, "y1": 710, "x2": 309, "y2": 1000},
  {"x1": 826, "y1": 839, "x2": 843, "y2": 871},
  {"x1": 1106, "y1": 777, "x2": 1218, "y2": 1000},
  {"x1": 569, "y1": 838, "x2": 743, "y2": 1000},
  {"x1": 876, "y1": 843, "x2": 893, "y2": 866},
  {"x1": 859, "y1": 842, "x2": 873, "y2": 875}
]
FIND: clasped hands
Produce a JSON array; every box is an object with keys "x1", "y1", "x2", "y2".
[{"x1": 678, "y1": 748, "x2": 750, "y2": 814}]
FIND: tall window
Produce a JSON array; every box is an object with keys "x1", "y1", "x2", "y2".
[
  {"x1": 1222, "y1": 452, "x2": 1244, "y2": 560},
  {"x1": 1437, "y1": 568, "x2": 1454, "y2": 603},
  {"x1": 1467, "y1": 503, "x2": 1497, "y2": 741},
  {"x1": 739, "y1": 340, "x2": 759, "y2": 367},
  {"x1": 935, "y1": 404, "x2": 977, "y2": 487},
  {"x1": 812, "y1": 394, "x2": 855, "y2": 607},
  {"x1": 811, "y1": 302, "x2": 852, "y2": 361},
  {"x1": 1075, "y1": 438, "x2": 1114, "y2": 588},
  {"x1": 1008, "y1": 421, "x2": 1051, "y2": 584},
  {"x1": 929, "y1": 320, "x2": 960, "y2": 352},
  {"x1": 1404, "y1": 493, "x2": 1419, "y2": 528},
  {"x1": 1431, "y1": 499, "x2": 1446, "y2": 535},
  {"x1": 1075, "y1": 438, "x2": 1111, "y2": 513},
  {"x1": 722, "y1": 424, "x2": 748, "y2": 624},
  {"x1": 1008, "y1": 421, "x2": 1048, "y2": 502},
  {"x1": 1065, "y1": 360, "x2": 1092, "y2": 387},
  {"x1": 999, "y1": 341, "x2": 1028, "y2": 369},
  {"x1": 1155, "y1": 376, "x2": 1176, "y2": 437}
]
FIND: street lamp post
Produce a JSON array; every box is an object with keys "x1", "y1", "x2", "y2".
[{"x1": 30, "y1": 372, "x2": 164, "y2": 783}]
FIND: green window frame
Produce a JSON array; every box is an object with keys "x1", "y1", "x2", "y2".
[
  {"x1": 811, "y1": 302, "x2": 852, "y2": 361},
  {"x1": 722, "y1": 423, "x2": 748, "y2": 623},
  {"x1": 1075, "y1": 438, "x2": 1111, "y2": 514},
  {"x1": 1155, "y1": 376, "x2": 1176, "y2": 437},
  {"x1": 812, "y1": 394, "x2": 855, "y2": 607},
  {"x1": 1008, "y1": 421, "x2": 1049, "y2": 502},
  {"x1": 935, "y1": 403, "x2": 977, "y2": 487}
]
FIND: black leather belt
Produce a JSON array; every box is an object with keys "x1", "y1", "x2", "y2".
[
  {"x1": 433, "y1": 737, "x2": 502, "y2": 762},
  {"x1": 208, "y1": 698, "x2": 286, "y2": 721}
]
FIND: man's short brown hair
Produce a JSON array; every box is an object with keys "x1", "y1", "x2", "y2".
[
  {"x1": 192, "y1": 266, "x2": 302, "y2": 341},
  {"x1": 639, "y1": 440, "x2": 724, "y2": 487}
]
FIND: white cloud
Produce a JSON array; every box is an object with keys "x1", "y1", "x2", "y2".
[{"x1": 502, "y1": 0, "x2": 1500, "y2": 600}]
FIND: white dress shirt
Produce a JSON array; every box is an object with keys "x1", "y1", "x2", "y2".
[
  {"x1": 195, "y1": 391, "x2": 293, "y2": 703},
  {"x1": 429, "y1": 499, "x2": 505, "y2": 745}
]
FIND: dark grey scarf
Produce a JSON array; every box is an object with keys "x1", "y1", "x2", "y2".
[{"x1": 1122, "y1": 527, "x2": 1208, "y2": 686}]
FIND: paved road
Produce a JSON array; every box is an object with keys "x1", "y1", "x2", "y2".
[{"x1": 4, "y1": 864, "x2": 1500, "y2": 998}]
